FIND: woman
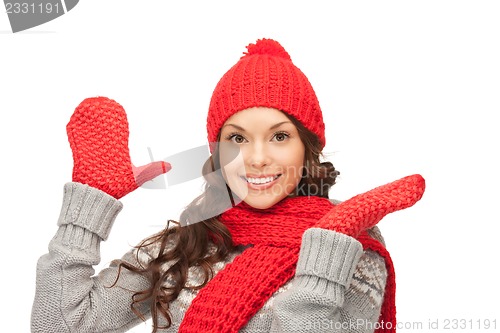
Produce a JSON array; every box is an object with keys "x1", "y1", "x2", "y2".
[{"x1": 31, "y1": 38, "x2": 425, "y2": 332}]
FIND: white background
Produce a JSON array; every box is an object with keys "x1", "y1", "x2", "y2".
[{"x1": 1, "y1": 1, "x2": 499, "y2": 332}]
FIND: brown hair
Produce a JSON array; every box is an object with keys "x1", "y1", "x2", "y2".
[{"x1": 112, "y1": 113, "x2": 339, "y2": 332}]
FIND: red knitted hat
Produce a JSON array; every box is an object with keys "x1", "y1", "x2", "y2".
[{"x1": 206, "y1": 38, "x2": 326, "y2": 151}]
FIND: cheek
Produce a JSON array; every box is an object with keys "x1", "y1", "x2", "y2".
[
  {"x1": 219, "y1": 143, "x2": 244, "y2": 178},
  {"x1": 220, "y1": 160, "x2": 239, "y2": 183},
  {"x1": 287, "y1": 157, "x2": 305, "y2": 186},
  {"x1": 276, "y1": 146, "x2": 305, "y2": 179}
]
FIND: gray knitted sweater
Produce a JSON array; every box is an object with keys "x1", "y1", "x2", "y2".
[{"x1": 31, "y1": 182, "x2": 388, "y2": 332}]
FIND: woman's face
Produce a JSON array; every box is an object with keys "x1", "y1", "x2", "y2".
[{"x1": 219, "y1": 107, "x2": 305, "y2": 209}]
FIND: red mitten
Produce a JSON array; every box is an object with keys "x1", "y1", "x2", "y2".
[
  {"x1": 66, "y1": 97, "x2": 171, "y2": 199},
  {"x1": 316, "y1": 174, "x2": 425, "y2": 237}
]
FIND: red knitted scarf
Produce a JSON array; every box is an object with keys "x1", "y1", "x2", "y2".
[{"x1": 179, "y1": 196, "x2": 396, "y2": 332}]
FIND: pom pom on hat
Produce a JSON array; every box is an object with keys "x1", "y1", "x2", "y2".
[
  {"x1": 207, "y1": 38, "x2": 325, "y2": 151},
  {"x1": 243, "y1": 38, "x2": 291, "y2": 60}
]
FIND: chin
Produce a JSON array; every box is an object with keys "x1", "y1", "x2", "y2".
[
  {"x1": 244, "y1": 201, "x2": 274, "y2": 210},
  {"x1": 241, "y1": 194, "x2": 286, "y2": 210}
]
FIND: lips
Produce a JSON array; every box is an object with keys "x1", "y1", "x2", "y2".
[
  {"x1": 244, "y1": 175, "x2": 280, "y2": 184},
  {"x1": 240, "y1": 174, "x2": 282, "y2": 190}
]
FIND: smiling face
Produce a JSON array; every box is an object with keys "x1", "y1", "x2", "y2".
[{"x1": 218, "y1": 107, "x2": 306, "y2": 209}]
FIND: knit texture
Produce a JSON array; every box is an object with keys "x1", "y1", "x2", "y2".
[
  {"x1": 358, "y1": 232, "x2": 396, "y2": 333},
  {"x1": 179, "y1": 174, "x2": 425, "y2": 333},
  {"x1": 31, "y1": 182, "x2": 387, "y2": 332},
  {"x1": 206, "y1": 38, "x2": 325, "y2": 151},
  {"x1": 66, "y1": 97, "x2": 170, "y2": 199},
  {"x1": 316, "y1": 174, "x2": 426, "y2": 237}
]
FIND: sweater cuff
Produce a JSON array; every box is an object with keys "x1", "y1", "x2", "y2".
[
  {"x1": 57, "y1": 182, "x2": 123, "y2": 240},
  {"x1": 296, "y1": 228, "x2": 363, "y2": 287}
]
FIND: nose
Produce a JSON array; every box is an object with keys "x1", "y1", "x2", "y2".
[{"x1": 246, "y1": 142, "x2": 271, "y2": 168}]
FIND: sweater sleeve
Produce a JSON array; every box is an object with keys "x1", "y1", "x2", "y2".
[
  {"x1": 270, "y1": 227, "x2": 387, "y2": 333},
  {"x1": 31, "y1": 182, "x2": 152, "y2": 333}
]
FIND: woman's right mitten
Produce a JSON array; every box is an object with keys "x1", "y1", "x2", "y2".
[{"x1": 66, "y1": 96, "x2": 171, "y2": 199}]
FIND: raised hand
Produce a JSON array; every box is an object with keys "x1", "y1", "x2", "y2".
[
  {"x1": 316, "y1": 174, "x2": 425, "y2": 237},
  {"x1": 66, "y1": 97, "x2": 171, "y2": 199}
]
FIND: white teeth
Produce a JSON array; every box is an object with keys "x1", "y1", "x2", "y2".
[{"x1": 245, "y1": 175, "x2": 279, "y2": 184}]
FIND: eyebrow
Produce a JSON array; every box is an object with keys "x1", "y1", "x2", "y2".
[{"x1": 222, "y1": 121, "x2": 292, "y2": 132}]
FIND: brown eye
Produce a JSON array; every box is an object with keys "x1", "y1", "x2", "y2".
[
  {"x1": 227, "y1": 134, "x2": 246, "y2": 144},
  {"x1": 273, "y1": 132, "x2": 289, "y2": 142}
]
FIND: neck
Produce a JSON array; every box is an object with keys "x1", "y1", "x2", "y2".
[{"x1": 220, "y1": 195, "x2": 334, "y2": 247}]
